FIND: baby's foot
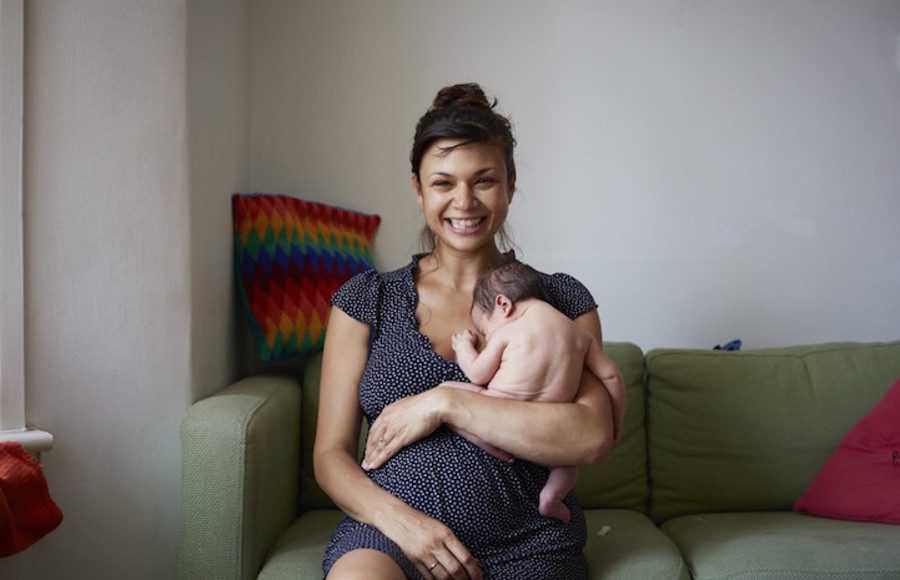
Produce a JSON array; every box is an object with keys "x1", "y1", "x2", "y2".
[{"x1": 539, "y1": 499, "x2": 571, "y2": 523}]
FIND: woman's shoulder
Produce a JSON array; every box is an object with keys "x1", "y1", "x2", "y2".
[
  {"x1": 330, "y1": 257, "x2": 417, "y2": 321},
  {"x1": 535, "y1": 269, "x2": 598, "y2": 321}
]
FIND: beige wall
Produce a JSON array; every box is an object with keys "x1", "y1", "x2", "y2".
[
  {"x1": 1, "y1": 0, "x2": 249, "y2": 578},
  {"x1": 187, "y1": 0, "x2": 250, "y2": 399},
  {"x1": 252, "y1": 0, "x2": 900, "y2": 349}
]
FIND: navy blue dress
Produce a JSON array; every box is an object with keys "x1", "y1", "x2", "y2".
[{"x1": 322, "y1": 254, "x2": 597, "y2": 579}]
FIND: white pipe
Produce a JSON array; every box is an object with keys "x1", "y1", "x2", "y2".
[{"x1": 0, "y1": 428, "x2": 54, "y2": 453}]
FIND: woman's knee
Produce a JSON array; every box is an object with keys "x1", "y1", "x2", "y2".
[{"x1": 326, "y1": 548, "x2": 406, "y2": 579}]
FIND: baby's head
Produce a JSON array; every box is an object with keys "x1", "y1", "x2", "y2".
[{"x1": 471, "y1": 262, "x2": 547, "y2": 336}]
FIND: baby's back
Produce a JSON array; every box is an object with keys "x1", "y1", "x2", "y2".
[{"x1": 488, "y1": 301, "x2": 590, "y2": 403}]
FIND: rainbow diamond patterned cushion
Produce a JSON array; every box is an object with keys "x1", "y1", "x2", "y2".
[{"x1": 233, "y1": 193, "x2": 381, "y2": 363}]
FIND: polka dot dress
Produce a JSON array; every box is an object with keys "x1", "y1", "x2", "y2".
[{"x1": 322, "y1": 254, "x2": 598, "y2": 580}]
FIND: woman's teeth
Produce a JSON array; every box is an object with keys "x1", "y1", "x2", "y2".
[{"x1": 449, "y1": 218, "x2": 482, "y2": 229}]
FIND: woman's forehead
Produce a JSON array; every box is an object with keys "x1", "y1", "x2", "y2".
[{"x1": 422, "y1": 140, "x2": 506, "y2": 172}]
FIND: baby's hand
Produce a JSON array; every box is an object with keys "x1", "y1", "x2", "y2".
[{"x1": 451, "y1": 330, "x2": 477, "y2": 352}]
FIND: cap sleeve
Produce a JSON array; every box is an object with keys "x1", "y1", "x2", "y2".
[
  {"x1": 541, "y1": 272, "x2": 598, "y2": 320},
  {"x1": 330, "y1": 269, "x2": 381, "y2": 329}
]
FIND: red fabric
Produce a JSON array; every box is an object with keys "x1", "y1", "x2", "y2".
[
  {"x1": 794, "y1": 377, "x2": 900, "y2": 524},
  {"x1": 0, "y1": 441, "x2": 63, "y2": 557}
]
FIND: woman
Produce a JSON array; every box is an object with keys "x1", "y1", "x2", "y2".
[{"x1": 314, "y1": 83, "x2": 615, "y2": 579}]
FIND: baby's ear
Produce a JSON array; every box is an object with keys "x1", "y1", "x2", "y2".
[{"x1": 495, "y1": 294, "x2": 514, "y2": 316}]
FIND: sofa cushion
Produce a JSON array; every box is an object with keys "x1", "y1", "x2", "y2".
[
  {"x1": 661, "y1": 511, "x2": 900, "y2": 580},
  {"x1": 646, "y1": 341, "x2": 900, "y2": 522},
  {"x1": 298, "y1": 352, "x2": 329, "y2": 509},
  {"x1": 794, "y1": 377, "x2": 900, "y2": 524},
  {"x1": 262, "y1": 509, "x2": 689, "y2": 580},
  {"x1": 258, "y1": 510, "x2": 344, "y2": 580},
  {"x1": 233, "y1": 193, "x2": 380, "y2": 363},
  {"x1": 584, "y1": 509, "x2": 689, "y2": 580},
  {"x1": 575, "y1": 342, "x2": 649, "y2": 512}
]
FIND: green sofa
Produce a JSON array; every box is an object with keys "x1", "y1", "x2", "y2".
[{"x1": 180, "y1": 340, "x2": 900, "y2": 579}]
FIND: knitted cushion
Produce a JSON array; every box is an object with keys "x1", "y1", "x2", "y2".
[
  {"x1": 233, "y1": 194, "x2": 380, "y2": 363},
  {"x1": 794, "y1": 377, "x2": 900, "y2": 524}
]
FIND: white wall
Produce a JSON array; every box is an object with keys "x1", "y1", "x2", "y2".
[
  {"x1": 0, "y1": 1, "x2": 249, "y2": 578},
  {"x1": 8, "y1": 2, "x2": 190, "y2": 578},
  {"x1": 187, "y1": 0, "x2": 251, "y2": 399},
  {"x1": 252, "y1": 0, "x2": 900, "y2": 349}
]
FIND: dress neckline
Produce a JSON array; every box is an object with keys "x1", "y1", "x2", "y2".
[
  {"x1": 404, "y1": 253, "x2": 452, "y2": 366},
  {"x1": 404, "y1": 251, "x2": 516, "y2": 366}
]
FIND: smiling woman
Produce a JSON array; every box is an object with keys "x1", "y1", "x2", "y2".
[{"x1": 313, "y1": 83, "x2": 615, "y2": 579}]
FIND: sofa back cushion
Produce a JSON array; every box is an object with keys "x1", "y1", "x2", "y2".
[
  {"x1": 646, "y1": 341, "x2": 900, "y2": 523},
  {"x1": 298, "y1": 352, "x2": 331, "y2": 509},
  {"x1": 575, "y1": 342, "x2": 648, "y2": 512},
  {"x1": 298, "y1": 342, "x2": 650, "y2": 513},
  {"x1": 298, "y1": 352, "x2": 368, "y2": 510}
]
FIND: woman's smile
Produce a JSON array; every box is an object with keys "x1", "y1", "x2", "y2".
[{"x1": 447, "y1": 217, "x2": 486, "y2": 233}]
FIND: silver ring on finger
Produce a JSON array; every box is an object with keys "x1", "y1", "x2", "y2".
[
  {"x1": 428, "y1": 561, "x2": 440, "y2": 572},
  {"x1": 378, "y1": 437, "x2": 388, "y2": 445}
]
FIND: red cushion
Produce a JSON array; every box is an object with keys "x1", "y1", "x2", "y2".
[{"x1": 794, "y1": 377, "x2": 900, "y2": 524}]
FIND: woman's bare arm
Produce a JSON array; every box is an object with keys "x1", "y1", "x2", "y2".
[
  {"x1": 314, "y1": 307, "x2": 390, "y2": 521},
  {"x1": 364, "y1": 309, "x2": 614, "y2": 470}
]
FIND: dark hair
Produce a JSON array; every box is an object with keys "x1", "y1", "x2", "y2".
[
  {"x1": 410, "y1": 83, "x2": 516, "y2": 182},
  {"x1": 411, "y1": 83, "x2": 518, "y2": 252},
  {"x1": 472, "y1": 261, "x2": 547, "y2": 314}
]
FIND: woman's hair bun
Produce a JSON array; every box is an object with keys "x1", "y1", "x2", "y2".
[{"x1": 431, "y1": 83, "x2": 496, "y2": 111}]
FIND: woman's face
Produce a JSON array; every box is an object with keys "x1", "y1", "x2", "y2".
[{"x1": 413, "y1": 139, "x2": 515, "y2": 257}]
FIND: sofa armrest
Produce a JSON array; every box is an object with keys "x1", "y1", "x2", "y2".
[{"x1": 180, "y1": 374, "x2": 301, "y2": 580}]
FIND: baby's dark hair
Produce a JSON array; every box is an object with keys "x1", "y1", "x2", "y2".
[
  {"x1": 410, "y1": 83, "x2": 516, "y2": 182},
  {"x1": 472, "y1": 262, "x2": 547, "y2": 314}
]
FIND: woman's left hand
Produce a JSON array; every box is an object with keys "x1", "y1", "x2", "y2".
[{"x1": 362, "y1": 388, "x2": 448, "y2": 470}]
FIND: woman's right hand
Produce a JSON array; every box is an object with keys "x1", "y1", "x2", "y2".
[
  {"x1": 363, "y1": 386, "x2": 449, "y2": 470},
  {"x1": 383, "y1": 504, "x2": 483, "y2": 579}
]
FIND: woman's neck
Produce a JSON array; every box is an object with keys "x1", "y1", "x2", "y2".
[{"x1": 419, "y1": 244, "x2": 506, "y2": 292}]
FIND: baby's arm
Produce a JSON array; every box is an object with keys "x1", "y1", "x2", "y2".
[
  {"x1": 584, "y1": 338, "x2": 627, "y2": 444},
  {"x1": 451, "y1": 330, "x2": 504, "y2": 386}
]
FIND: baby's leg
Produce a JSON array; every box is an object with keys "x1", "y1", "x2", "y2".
[
  {"x1": 441, "y1": 381, "x2": 514, "y2": 463},
  {"x1": 539, "y1": 465, "x2": 578, "y2": 523}
]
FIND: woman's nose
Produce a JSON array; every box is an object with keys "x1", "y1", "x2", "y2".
[{"x1": 454, "y1": 184, "x2": 476, "y2": 208}]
